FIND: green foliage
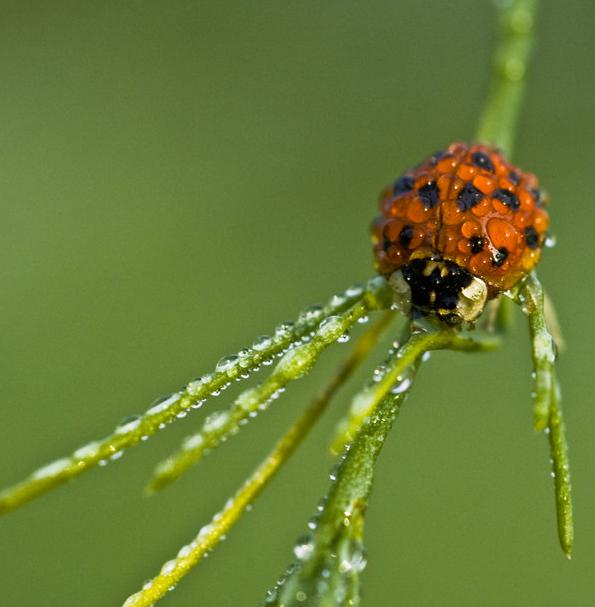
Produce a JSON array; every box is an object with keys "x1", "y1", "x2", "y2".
[{"x1": 0, "y1": 0, "x2": 574, "y2": 605}]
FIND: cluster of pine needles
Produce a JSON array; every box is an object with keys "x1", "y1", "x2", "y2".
[{"x1": 0, "y1": 1, "x2": 572, "y2": 606}]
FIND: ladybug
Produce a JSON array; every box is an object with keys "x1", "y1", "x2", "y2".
[{"x1": 372, "y1": 142, "x2": 549, "y2": 324}]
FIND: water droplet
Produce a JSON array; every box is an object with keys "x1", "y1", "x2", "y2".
[
  {"x1": 123, "y1": 592, "x2": 142, "y2": 607},
  {"x1": 253, "y1": 335, "x2": 273, "y2": 351},
  {"x1": 293, "y1": 535, "x2": 314, "y2": 561},
  {"x1": 345, "y1": 283, "x2": 365, "y2": 299},
  {"x1": 274, "y1": 321, "x2": 295, "y2": 340},
  {"x1": 337, "y1": 333, "x2": 351, "y2": 343},
  {"x1": 357, "y1": 315, "x2": 369, "y2": 324},
  {"x1": 216, "y1": 355, "x2": 239, "y2": 374},
  {"x1": 317, "y1": 316, "x2": 344, "y2": 341},
  {"x1": 203, "y1": 411, "x2": 229, "y2": 433},
  {"x1": 276, "y1": 344, "x2": 315, "y2": 379},
  {"x1": 177, "y1": 544, "x2": 192, "y2": 559},
  {"x1": 344, "y1": 542, "x2": 368, "y2": 573},
  {"x1": 160, "y1": 560, "x2": 176, "y2": 575},
  {"x1": 330, "y1": 294, "x2": 347, "y2": 309},
  {"x1": 186, "y1": 379, "x2": 203, "y2": 396},
  {"x1": 32, "y1": 457, "x2": 72, "y2": 480},
  {"x1": 422, "y1": 351, "x2": 431, "y2": 362},
  {"x1": 115, "y1": 415, "x2": 142, "y2": 435},
  {"x1": 299, "y1": 304, "x2": 324, "y2": 325},
  {"x1": 109, "y1": 450, "x2": 124, "y2": 461},
  {"x1": 183, "y1": 434, "x2": 204, "y2": 451},
  {"x1": 147, "y1": 393, "x2": 181, "y2": 416},
  {"x1": 372, "y1": 364, "x2": 387, "y2": 382},
  {"x1": 237, "y1": 349, "x2": 253, "y2": 368},
  {"x1": 391, "y1": 377, "x2": 412, "y2": 394},
  {"x1": 74, "y1": 441, "x2": 101, "y2": 460},
  {"x1": 296, "y1": 590, "x2": 308, "y2": 602}
]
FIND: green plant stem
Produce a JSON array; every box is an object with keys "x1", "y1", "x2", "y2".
[
  {"x1": 517, "y1": 273, "x2": 556, "y2": 431},
  {"x1": 0, "y1": 278, "x2": 393, "y2": 516},
  {"x1": 334, "y1": 327, "x2": 501, "y2": 449},
  {"x1": 331, "y1": 326, "x2": 500, "y2": 453},
  {"x1": 146, "y1": 301, "x2": 390, "y2": 494},
  {"x1": 475, "y1": 0, "x2": 538, "y2": 154},
  {"x1": 267, "y1": 373, "x2": 414, "y2": 606},
  {"x1": 475, "y1": 0, "x2": 572, "y2": 558},
  {"x1": 516, "y1": 272, "x2": 573, "y2": 556},
  {"x1": 548, "y1": 377, "x2": 573, "y2": 558},
  {"x1": 264, "y1": 327, "x2": 500, "y2": 605},
  {"x1": 121, "y1": 311, "x2": 395, "y2": 607}
]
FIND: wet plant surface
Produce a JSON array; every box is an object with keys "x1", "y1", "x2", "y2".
[{"x1": 2, "y1": 1, "x2": 595, "y2": 606}]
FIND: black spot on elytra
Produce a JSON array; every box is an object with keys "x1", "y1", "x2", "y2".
[
  {"x1": 457, "y1": 183, "x2": 484, "y2": 210},
  {"x1": 492, "y1": 247, "x2": 509, "y2": 267},
  {"x1": 469, "y1": 236, "x2": 485, "y2": 254},
  {"x1": 399, "y1": 224, "x2": 414, "y2": 248},
  {"x1": 471, "y1": 152, "x2": 495, "y2": 173},
  {"x1": 494, "y1": 188, "x2": 520, "y2": 211},
  {"x1": 508, "y1": 170, "x2": 520, "y2": 185},
  {"x1": 418, "y1": 181, "x2": 440, "y2": 208},
  {"x1": 524, "y1": 226, "x2": 540, "y2": 249},
  {"x1": 393, "y1": 175, "x2": 414, "y2": 196}
]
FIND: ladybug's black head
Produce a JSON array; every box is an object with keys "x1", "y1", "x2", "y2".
[{"x1": 389, "y1": 257, "x2": 487, "y2": 325}]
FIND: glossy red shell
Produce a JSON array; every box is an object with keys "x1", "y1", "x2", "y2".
[{"x1": 372, "y1": 142, "x2": 549, "y2": 295}]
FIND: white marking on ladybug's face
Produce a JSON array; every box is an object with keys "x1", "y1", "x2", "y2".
[
  {"x1": 456, "y1": 276, "x2": 488, "y2": 322},
  {"x1": 388, "y1": 270, "x2": 411, "y2": 315}
]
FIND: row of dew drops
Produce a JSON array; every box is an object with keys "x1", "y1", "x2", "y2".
[
  {"x1": 26, "y1": 278, "x2": 389, "y2": 490},
  {"x1": 261, "y1": 329, "x2": 436, "y2": 606}
]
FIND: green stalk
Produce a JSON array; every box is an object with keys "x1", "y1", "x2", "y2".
[
  {"x1": 475, "y1": 0, "x2": 538, "y2": 154},
  {"x1": 263, "y1": 328, "x2": 499, "y2": 606},
  {"x1": 121, "y1": 311, "x2": 395, "y2": 607},
  {"x1": 515, "y1": 273, "x2": 573, "y2": 557}
]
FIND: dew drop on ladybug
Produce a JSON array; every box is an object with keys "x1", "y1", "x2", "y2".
[{"x1": 372, "y1": 142, "x2": 550, "y2": 324}]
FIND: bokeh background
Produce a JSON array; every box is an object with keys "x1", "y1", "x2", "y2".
[{"x1": 2, "y1": 1, "x2": 594, "y2": 605}]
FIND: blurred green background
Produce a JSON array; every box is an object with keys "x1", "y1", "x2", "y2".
[{"x1": 2, "y1": 1, "x2": 594, "y2": 605}]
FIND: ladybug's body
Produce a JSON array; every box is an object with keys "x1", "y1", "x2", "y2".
[{"x1": 372, "y1": 142, "x2": 549, "y2": 324}]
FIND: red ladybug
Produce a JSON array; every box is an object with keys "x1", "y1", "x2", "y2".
[{"x1": 372, "y1": 142, "x2": 549, "y2": 324}]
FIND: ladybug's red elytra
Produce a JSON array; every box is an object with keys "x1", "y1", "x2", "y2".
[{"x1": 372, "y1": 142, "x2": 549, "y2": 324}]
